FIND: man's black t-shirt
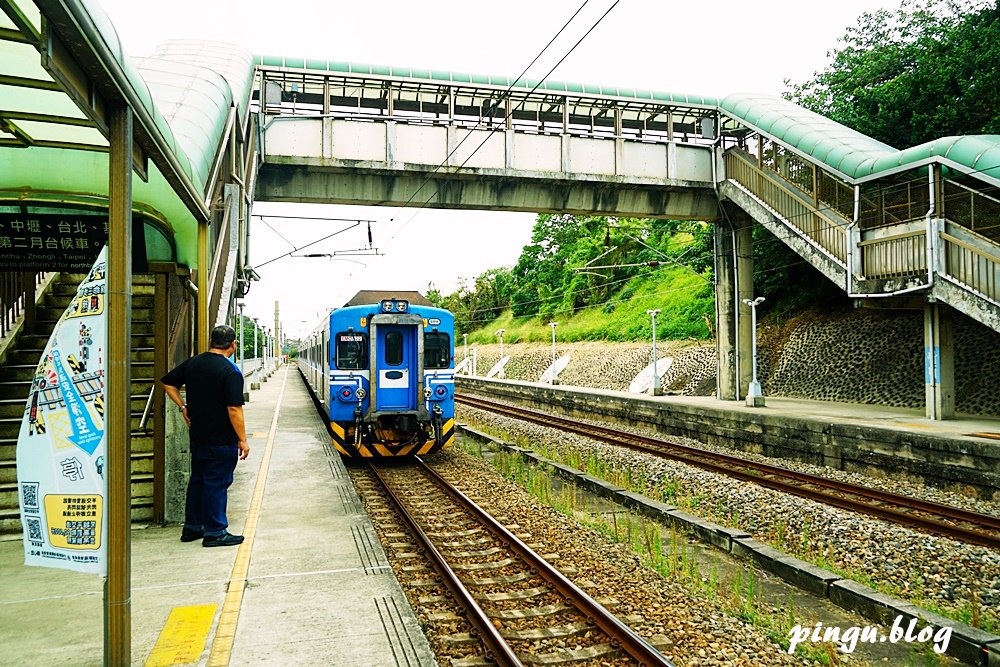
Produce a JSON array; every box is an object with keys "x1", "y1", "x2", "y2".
[{"x1": 161, "y1": 352, "x2": 245, "y2": 448}]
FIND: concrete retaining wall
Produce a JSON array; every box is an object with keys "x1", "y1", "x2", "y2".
[{"x1": 457, "y1": 376, "x2": 1000, "y2": 497}]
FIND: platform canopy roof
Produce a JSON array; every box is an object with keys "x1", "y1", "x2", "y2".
[{"x1": 0, "y1": 0, "x2": 252, "y2": 268}]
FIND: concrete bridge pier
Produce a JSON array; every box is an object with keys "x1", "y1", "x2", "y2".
[
  {"x1": 924, "y1": 302, "x2": 955, "y2": 419},
  {"x1": 714, "y1": 206, "x2": 756, "y2": 401}
]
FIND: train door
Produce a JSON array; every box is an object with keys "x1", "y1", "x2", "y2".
[{"x1": 375, "y1": 324, "x2": 416, "y2": 411}]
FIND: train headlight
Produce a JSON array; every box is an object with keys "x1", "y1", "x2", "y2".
[
  {"x1": 423, "y1": 387, "x2": 432, "y2": 398},
  {"x1": 379, "y1": 298, "x2": 409, "y2": 313},
  {"x1": 355, "y1": 387, "x2": 367, "y2": 399}
]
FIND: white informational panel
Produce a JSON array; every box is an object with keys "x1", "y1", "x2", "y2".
[
  {"x1": 539, "y1": 355, "x2": 571, "y2": 384},
  {"x1": 17, "y1": 247, "x2": 108, "y2": 574},
  {"x1": 628, "y1": 357, "x2": 673, "y2": 394},
  {"x1": 486, "y1": 356, "x2": 510, "y2": 379}
]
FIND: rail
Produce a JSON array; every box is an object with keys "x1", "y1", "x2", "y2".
[
  {"x1": 368, "y1": 459, "x2": 673, "y2": 666},
  {"x1": 368, "y1": 462, "x2": 521, "y2": 667}
]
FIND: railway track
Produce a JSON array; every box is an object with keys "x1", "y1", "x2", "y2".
[
  {"x1": 360, "y1": 458, "x2": 673, "y2": 667},
  {"x1": 456, "y1": 394, "x2": 1000, "y2": 551}
]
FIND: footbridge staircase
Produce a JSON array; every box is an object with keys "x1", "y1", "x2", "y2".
[{"x1": 718, "y1": 98, "x2": 1000, "y2": 333}]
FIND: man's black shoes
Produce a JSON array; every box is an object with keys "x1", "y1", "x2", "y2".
[
  {"x1": 203, "y1": 532, "x2": 244, "y2": 547},
  {"x1": 180, "y1": 528, "x2": 204, "y2": 543}
]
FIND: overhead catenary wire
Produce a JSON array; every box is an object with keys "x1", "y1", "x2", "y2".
[
  {"x1": 258, "y1": 6, "x2": 1000, "y2": 330},
  {"x1": 255, "y1": 219, "x2": 368, "y2": 269},
  {"x1": 453, "y1": 251, "x2": 826, "y2": 330},
  {"x1": 369, "y1": 0, "x2": 623, "y2": 252}
]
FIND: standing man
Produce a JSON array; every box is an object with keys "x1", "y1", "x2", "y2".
[{"x1": 161, "y1": 324, "x2": 250, "y2": 547}]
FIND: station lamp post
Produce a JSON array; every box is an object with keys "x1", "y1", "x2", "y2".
[
  {"x1": 247, "y1": 318, "x2": 259, "y2": 390},
  {"x1": 252, "y1": 318, "x2": 259, "y2": 363},
  {"x1": 236, "y1": 300, "x2": 244, "y2": 374},
  {"x1": 548, "y1": 322, "x2": 558, "y2": 385},
  {"x1": 264, "y1": 329, "x2": 271, "y2": 375},
  {"x1": 646, "y1": 309, "x2": 662, "y2": 396},
  {"x1": 743, "y1": 296, "x2": 766, "y2": 407},
  {"x1": 237, "y1": 301, "x2": 249, "y2": 400},
  {"x1": 494, "y1": 328, "x2": 505, "y2": 379},
  {"x1": 463, "y1": 333, "x2": 468, "y2": 374}
]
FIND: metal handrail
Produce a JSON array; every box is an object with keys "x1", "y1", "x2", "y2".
[
  {"x1": 724, "y1": 149, "x2": 848, "y2": 264},
  {"x1": 138, "y1": 384, "x2": 156, "y2": 431}
]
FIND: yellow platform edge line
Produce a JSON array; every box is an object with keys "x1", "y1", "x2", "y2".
[
  {"x1": 143, "y1": 604, "x2": 218, "y2": 667},
  {"x1": 205, "y1": 367, "x2": 289, "y2": 667}
]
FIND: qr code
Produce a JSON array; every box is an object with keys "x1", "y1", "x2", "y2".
[
  {"x1": 25, "y1": 517, "x2": 42, "y2": 542},
  {"x1": 21, "y1": 482, "x2": 39, "y2": 512}
]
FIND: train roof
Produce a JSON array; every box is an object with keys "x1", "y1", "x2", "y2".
[{"x1": 343, "y1": 290, "x2": 433, "y2": 307}]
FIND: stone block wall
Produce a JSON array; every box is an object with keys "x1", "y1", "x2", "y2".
[{"x1": 464, "y1": 307, "x2": 1000, "y2": 417}]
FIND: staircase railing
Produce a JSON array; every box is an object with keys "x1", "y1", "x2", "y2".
[
  {"x1": 941, "y1": 222, "x2": 1000, "y2": 306},
  {"x1": 858, "y1": 226, "x2": 927, "y2": 281},
  {"x1": 725, "y1": 147, "x2": 1000, "y2": 324},
  {"x1": 0, "y1": 271, "x2": 47, "y2": 339},
  {"x1": 724, "y1": 149, "x2": 847, "y2": 264}
]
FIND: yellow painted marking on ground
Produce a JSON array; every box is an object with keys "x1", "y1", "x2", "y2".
[
  {"x1": 206, "y1": 367, "x2": 289, "y2": 667},
  {"x1": 144, "y1": 604, "x2": 217, "y2": 667},
  {"x1": 898, "y1": 422, "x2": 932, "y2": 429},
  {"x1": 969, "y1": 432, "x2": 1000, "y2": 440},
  {"x1": 251, "y1": 432, "x2": 269, "y2": 438}
]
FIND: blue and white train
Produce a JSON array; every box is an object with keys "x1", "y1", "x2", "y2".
[{"x1": 299, "y1": 291, "x2": 455, "y2": 458}]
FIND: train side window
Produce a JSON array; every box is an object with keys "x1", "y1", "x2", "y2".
[
  {"x1": 385, "y1": 331, "x2": 403, "y2": 365},
  {"x1": 424, "y1": 332, "x2": 450, "y2": 368},
  {"x1": 336, "y1": 332, "x2": 368, "y2": 370}
]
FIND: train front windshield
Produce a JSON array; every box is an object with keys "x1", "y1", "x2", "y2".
[
  {"x1": 336, "y1": 333, "x2": 367, "y2": 369},
  {"x1": 424, "y1": 332, "x2": 450, "y2": 368}
]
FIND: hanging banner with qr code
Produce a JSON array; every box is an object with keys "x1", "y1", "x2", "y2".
[{"x1": 16, "y1": 246, "x2": 108, "y2": 574}]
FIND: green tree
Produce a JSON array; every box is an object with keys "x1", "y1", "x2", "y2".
[
  {"x1": 510, "y1": 214, "x2": 609, "y2": 318},
  {"x1": 445, "y1": 268, "x2": 516, "y2": 334},
  {"x1": 787, "y1": 0, "x2": 1000, "y2": 146}
]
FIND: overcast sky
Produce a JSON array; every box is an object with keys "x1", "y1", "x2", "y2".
[{"x1": 95, "y1": 0, "x2": 891, "y2": 337}]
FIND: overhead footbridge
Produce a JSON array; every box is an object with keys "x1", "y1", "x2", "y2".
[
  {"x1": 250, "y1": 59, "x2": 1000, "y2": 332},
  {"x1": 252, "y1": 57, "x2": 999, "y2": 420},
  {"x1": 0, "y1": 0, "x2": 998, "y2": 551}
]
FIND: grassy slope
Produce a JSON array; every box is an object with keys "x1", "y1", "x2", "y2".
[{"x1": 465, "y1": 265, "x2": 715, "y2": 344}]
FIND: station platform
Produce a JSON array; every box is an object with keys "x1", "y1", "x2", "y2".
[
  {"x1": 0, "y1": 364, "x2": 436, "y2": 667},
  {"x1": 668, "y1": 392, "x2": 1000, "y2": 443}
]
